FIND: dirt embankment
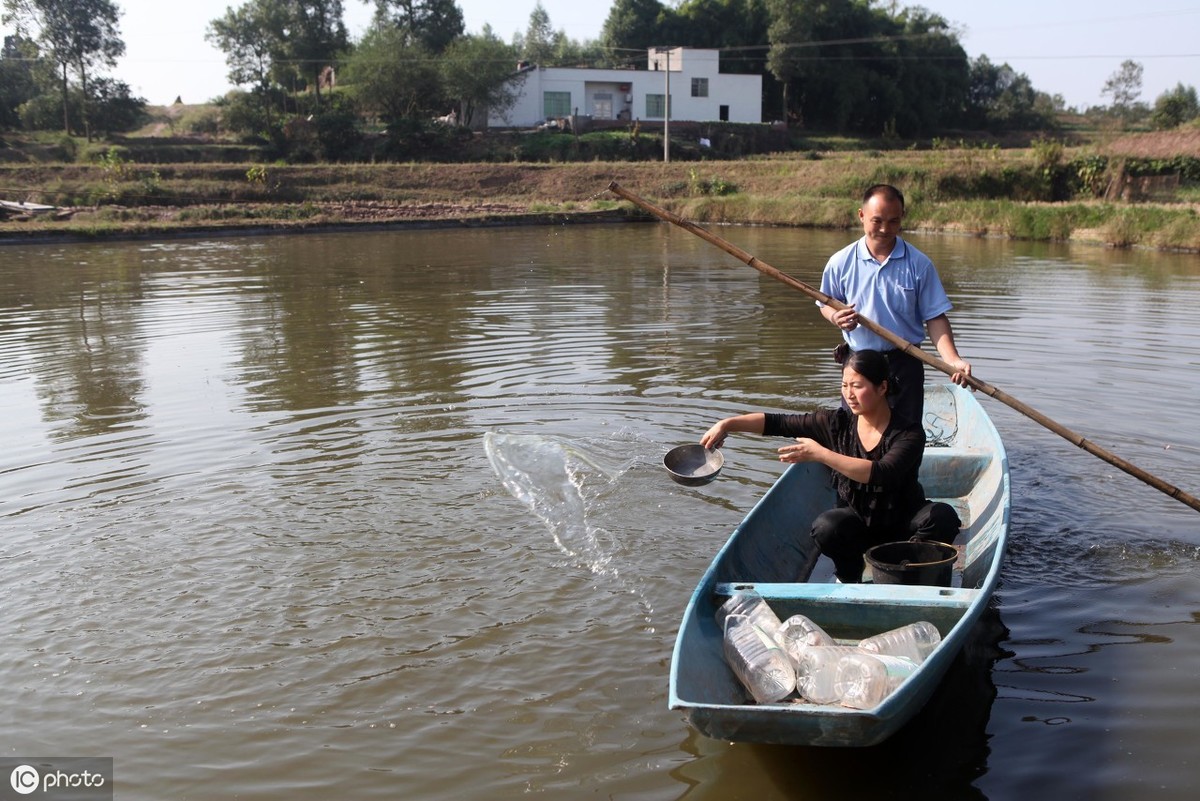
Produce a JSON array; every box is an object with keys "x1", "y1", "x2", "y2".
[
  {"x1": 3, "y1": 128, "x2": 1199, "y2": 248},
  {"x1": 0, "y1": 159, "x2": 843, "y2": 229},
  {"x1": 1102, "y1": 129, "x2": 1200, "y2": 158}
]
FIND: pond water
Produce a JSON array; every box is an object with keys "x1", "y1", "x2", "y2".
[{"x1": 1, "y1": 222, "x2": 1198, "y2": 800}]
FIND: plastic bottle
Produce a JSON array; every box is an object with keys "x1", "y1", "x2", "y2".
[
  {"x1": 857, "y1": 621, "x2": 942, "y2": 665},
  {"x1": 776, "y1": 614, "x2": 836, "y2": 665},
  {"x1": 833, "y1": 652, "x2": 918, "y2": 709},
  {"x1": 791, "y1": 645, "x2": 862, "y2": 704},
  {"x1": 721, "y1": 614, "x2": 796, "y2": 704},
  {"x1": 714, "y1": 590, "x2": 783, "y2": 641}
]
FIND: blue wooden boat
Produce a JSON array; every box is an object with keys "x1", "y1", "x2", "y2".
[{"x1": 668, "y1": 383, "x2": 1011, "y2": 747}]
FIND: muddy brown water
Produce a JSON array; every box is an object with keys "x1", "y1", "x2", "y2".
[{"x1": 2, "y1": 224, "x2": 1198, "y2": 799}]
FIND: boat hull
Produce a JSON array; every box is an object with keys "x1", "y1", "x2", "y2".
[{"x1": 668, "y1": 384, "x2": 1011, "y2": 747}]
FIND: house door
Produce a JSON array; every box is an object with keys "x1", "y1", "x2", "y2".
[
  {"x1": 593, "y1": 93, "x2": 614, "y2": 120},
  {"x1": 720, "y1": 105, "x2": 730, "y2": 122}
]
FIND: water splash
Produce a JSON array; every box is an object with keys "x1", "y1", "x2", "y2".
[
  {"x1": 483, "y1": 431, "x2": 663, "y2": 629},
  {"x1": 483, "y1": 431, "x2": 625, "y2": 578}
]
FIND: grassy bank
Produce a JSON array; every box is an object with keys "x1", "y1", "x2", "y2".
[{"x1": 2, "y1": 131, "x2": 1199, "y2": 251}]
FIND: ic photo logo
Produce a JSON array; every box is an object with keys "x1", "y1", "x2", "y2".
[
  {"x1": 9, "y1": 766, "x2": 38, "y2": 795},
  {"x1": 4, "y1": 761, "x2": 109, "y2": 798}
]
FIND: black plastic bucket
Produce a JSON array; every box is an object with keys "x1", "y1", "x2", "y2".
[{"x1": 865, "y1": 540, "x2": 958, "y2": 587}]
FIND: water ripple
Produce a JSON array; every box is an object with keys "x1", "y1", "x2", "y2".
[{"x1": 2, "y1": 229, "x2": 1199, "y2": 800}]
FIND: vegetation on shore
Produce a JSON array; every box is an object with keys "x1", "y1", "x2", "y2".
[
  {"x1": 4, "y1": 2, "x2": 1198, "y2": 250},
  {"x1": 2, "y1": 125, "x2": 1198, "y2": 252}
]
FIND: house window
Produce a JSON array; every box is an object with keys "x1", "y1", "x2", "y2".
[
  {"x1": 691, "y1": 78, "x2": 709, "y2": 98},
  {"x1": 543, "y1": 91, "x2": 571, "y2": 118},
  {"x1": 646, "y1": 94, "x2": 671, "y2": 118}
]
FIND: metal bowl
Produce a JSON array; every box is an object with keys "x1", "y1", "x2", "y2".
[{"x1": 663, "y1": 444, "x2": 725, "y2": 487}]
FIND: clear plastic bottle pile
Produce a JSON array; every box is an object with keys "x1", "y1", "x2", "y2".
[{"x1": 716, "y1": 590, "x2": 942, "y2": 708}]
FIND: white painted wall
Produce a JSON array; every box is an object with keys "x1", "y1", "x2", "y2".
[{"x1": 489, "y1": 48, "x2": 762, "y2": 128}]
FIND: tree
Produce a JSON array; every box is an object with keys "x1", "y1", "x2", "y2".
[
  {"x1": 341, "y1": 23, "x2": 442, "y2": 123},
  {"x1": 207, "y1": 1, "x2": 286, "y2": 128},
  {"x1": 1102, "y1": 59, "x2": 1143, "y2": 117},
  {"x1": 279, "y1": 0, "x2": 348, "y2": 110},
  {"x1": 440, "y1": 25, "x2": 519, "y2": 126},
  {"x1": 548, "y1": 34, "x2": 605, "y2": 68},
  {"x1": 0, "y1": 33, "x2": 41, "y2": 128},
  {"x1": 1150, "y1": 83, "x2": 1199, "y2": 130},
  {"x1": 87, "y1": 75, "x2": 146, "y2": 135},
  {"x1": 664, "y1": 0, "x2": 770, "y2": 53},
  {"x1": 601, "y1": 0, "x2": 666, "y2": 60},
  {"x1": 207, "y1": 0, "x2": 347, "y2": 126},
  {"x1": 766, "y1": 0, "x2": 884, "y2": 132},
  {"x1": 371, "y1": 0, "x2": 464, "y2": 53},
  {"x1": 4, "y1": 0, "x2": 125, "y2": 138},
  {"x1": 659, "y1": 0, "x2": 774, "y2": 113},
  {"x1": 764, "y1": 0, "x2": 807, "y2": 124},
  {"x1": 883, "y1": 7, "x2": 970, "y2": 135},
  {"x1": 966, "y1": 55, "x2": 1051, "y2": 130},
  {"x1": 519, "y1": 2, "x2": 555, "y2": 64}
]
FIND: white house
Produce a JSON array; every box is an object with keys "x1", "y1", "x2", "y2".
[{"x1": 489, "y1": 48, "x2": 763, "y2": 129}]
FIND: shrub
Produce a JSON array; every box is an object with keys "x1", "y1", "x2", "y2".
[
  {"x1": 179, "y1": 106, "x2": 223, "y2": 137},
  {"x1": 377, "y1": 118, "x2": 471, "y2": 162},
  {"x1": 56, "y1": 133, "x2": 78, "y2": 162},
  {"x1": 1070, "y1": 154, "x2": 1109, "y2": 197},
  {"x1": 1124, "y1": 156, "x2": 1200, "y2": 182},
  {"x1": 1151, "y1": 84, "x2": 1200, "y2": 130},
  {"x1": 935, "y1": 165, "x2": 1053, "y2": 202},
  {"x1": 20, "y1": 92, "x2": 82, "y2": 134},
  {"x1": 88, "y1": 77, "x2": 148, "y2": 136},
  {"x1": 688, "y1": 168, "x2": 738, "y2": 196},
  {"x1": 312, "y1": 111, "x2": 362, "y2": 161},
  {"x1": 1102, "y1": 210, "x2": 1142, "y2": 248},
  {"x1": 1018, "y1": 137, "x2": 1077, "y2": 200}
]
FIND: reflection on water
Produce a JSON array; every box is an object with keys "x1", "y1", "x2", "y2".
[{"x1": 1, "y1": 226, "x2": 1199, "y2": 799}]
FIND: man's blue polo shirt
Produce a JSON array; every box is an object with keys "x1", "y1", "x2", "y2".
[{"x1": 818, "y1": 236, "x2": 953, "y2": 351}]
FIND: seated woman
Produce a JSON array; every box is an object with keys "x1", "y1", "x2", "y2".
[{"x1": 699, "y1": 349, "x2": 960, "y2": 583}]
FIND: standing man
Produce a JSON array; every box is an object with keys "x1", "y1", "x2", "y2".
[{"x1": 818, "y1": 184, "x2": 971, "y2": 424}]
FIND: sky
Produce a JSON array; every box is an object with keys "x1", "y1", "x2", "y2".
[{"x1": 3, "y1": 0, "x2": 1198, "y2": 111}]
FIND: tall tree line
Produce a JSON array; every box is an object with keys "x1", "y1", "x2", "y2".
[
  {"x1": 600, "y1": 0, "x2": 1056, "y2": 134},
  {"x1": 207, "y1": 0, "x2": 494, "y2": 132},
  {"x1": 4, "y1": 0, "x2": 1196, "y2": 142}
]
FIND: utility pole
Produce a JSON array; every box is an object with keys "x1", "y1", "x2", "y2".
[
  {"x1": 658, "y1": 47, "x2": 671, "y2": 163},
  {"x1": 664, "y1": 49, "x2": 671, "y2": 163}
]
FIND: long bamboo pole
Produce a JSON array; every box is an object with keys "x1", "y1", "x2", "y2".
[{"x1": 608, "y1": 180, "x2": 1200, "y2": 514}]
